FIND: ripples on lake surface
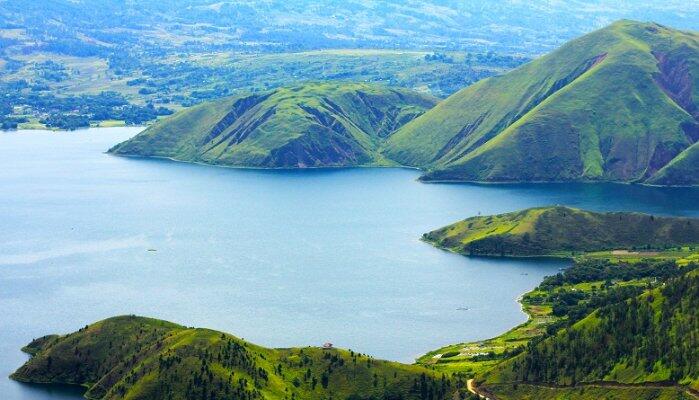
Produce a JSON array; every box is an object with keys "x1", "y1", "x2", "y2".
[{"x1": 2, "y1": 127, "x2": 699, "y2": 399}]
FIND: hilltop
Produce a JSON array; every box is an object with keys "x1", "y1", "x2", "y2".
[
  {"x1": 109, "y1": 83, "x2": 437, "y2": 168},
  {"x1": 12, "y1": 316, "x2": 459, "y2": 400},
  {"x1": 385, "y1": 20, "x2": 699, "y2": 186},
  {"x1": 423, "y1": 206, "x2": 699, "y2": 257}
]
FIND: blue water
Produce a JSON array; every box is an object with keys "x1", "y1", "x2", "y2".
[{"x1": 1, "y1": 127, "x2": 698, "y2": 399}]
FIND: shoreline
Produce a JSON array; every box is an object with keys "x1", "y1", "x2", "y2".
[{"x1": 109, "y1": 151, "x2": 699, "y2": 188}]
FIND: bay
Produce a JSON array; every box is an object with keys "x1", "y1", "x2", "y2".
[{"x1": 1, "y1": 127, "x2": 698, "y2": 399}]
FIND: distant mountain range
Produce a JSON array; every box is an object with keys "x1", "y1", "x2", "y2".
[
  {"x1": 2, "y1": 1, "x2": 697, "y2": 55},
  {"x1": 113, "y1": 21, "x2": 699, "y2": 186}
]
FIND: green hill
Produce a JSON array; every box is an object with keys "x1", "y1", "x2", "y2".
[
  {"x1": 479, "y1": 271, "x2": 699, "y2": 398},
  {"x1": 109, "y1": 83, "x2": 437, "y2": 168},
  {"x1": 385, "y1": 20, "x2": 699, "y2": 185},
  {"x1": 12, "y1": 316, "x2": 458, "y2": 400},
  {"x1": 423, "y1": 206, "x2": 699, "y2": 257}
]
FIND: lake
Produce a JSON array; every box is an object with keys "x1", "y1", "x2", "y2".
[{"x1": 2, "y1": 127, "x2": 699, "y2": 399}]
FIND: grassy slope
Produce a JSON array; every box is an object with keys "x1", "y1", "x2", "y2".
[
  {"x1": 480, "y1": 271, "x2": 699, "y2": 395},
  {"x1": 648, "y1": 141, "x2": 699, "y2": 185},
  {"x1": 109, "y1": 82, "x2": 437, "y2": 168},
  {"x1": 385, "y1": 20, "x2": 699, "y2": 185},
  {"x1": 12, "y1": 316, "x2": 458, "y2": 400},
  {"x1": 423, "y1": 206, "x2": 699, "y2": 257}
]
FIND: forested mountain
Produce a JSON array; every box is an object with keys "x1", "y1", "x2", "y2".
[
  {"x1": 109, "y1": 83, "x2": 437, "y2": 168},
  {"x1": 422, "y1": 205, "x2": 699, "y2": 399},
  {"x1": 480, "y1": 271, "x2": 699, "y2": 398},
  {"x1": 12, "y1": 316, "x2": 458, "y2": 400},
  {"x1": 386, "y1": 20, "x2": 699, "y2": 186}
]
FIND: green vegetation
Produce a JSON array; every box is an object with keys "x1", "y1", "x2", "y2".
[
  {"x1": 385, "y1": 21, "x2": 699, "y2": 186},
  {"x1": 417, "y1": 256, "x2": 696, "y2": 375},
  {"x1": 12, "y1": 316, "x2": 462, "y2": 400},
  {"x1": 480, "y1": 270, "x2": 699, "y2": 396},
  {"x1": 423, "y1": 206, "x2": 699, "y2": 257},
  {"x1": 420, "y1": 206, "x2": 699, "y2": 398},
  {"x1": 417, "y1": 300, "x2": 552, "y2": 376},
  {"x1": 0, "y1": 83, "x2": 173, "y2": 130},
  {"x1": 109, "y1": 82, "x2": 437, "y2": 168}
]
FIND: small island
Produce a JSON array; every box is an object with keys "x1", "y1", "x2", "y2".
[{"x1": 423, "y1": 206, "x2": 699, "y2": 258}]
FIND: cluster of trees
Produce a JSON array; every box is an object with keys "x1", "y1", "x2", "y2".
[
  {"x1": 523, "y1": 259, "x2": 696, "y2": 333},
  {"x1": 408, "y1": 373, "x2": 454, "y2": 400},
  {"x1": 0, "y1": 84, "x2": 173, "y2": 130},
  {"x1": 117, "y1": 334, "x2": 458, "y2": 400},
  {"x1": 1, "y1": 99, "x2": 15, "y2": 129},
  {"x1": 40, "y1": 114, "x2": 90, "y2": 130},
  {"x1": 0, "y1": 96, "x2": 28, "y2": 130},
  {"x1": 423, "y1": 51, "x2": 527, "y2": 70},
  {"x1": 424, "y1": 53, "x2": 455, "y2": 63},
  {"x1": 116, "y1": 336, "x2": 269, "y2": 400},
  {"x1": 540, "y1": 259, "x2": 685, "y2": 288},
  {"x1": 33, "y1": 60, "x2": 69, "y2": 82},
  {"x1": 465, "y1": 51, "x2": 526, "y2": 69}
]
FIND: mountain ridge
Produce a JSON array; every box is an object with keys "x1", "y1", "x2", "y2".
[
  {"x1": 479, "y1": 271, "x2": 699, "y2": 397},
  {"x1": 386, "y1": 20, "x2": 699, "y2": 186},
  {"x1": 110, "y1": 20, "x2": 699, "y2": 186},
  {"x1": 109, "y1": 82, "x2": 437, "y2": 168}
]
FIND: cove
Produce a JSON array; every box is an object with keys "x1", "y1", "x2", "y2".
[{"x1": 1, "y1": 127, "x2": 699, "y2": 400}]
